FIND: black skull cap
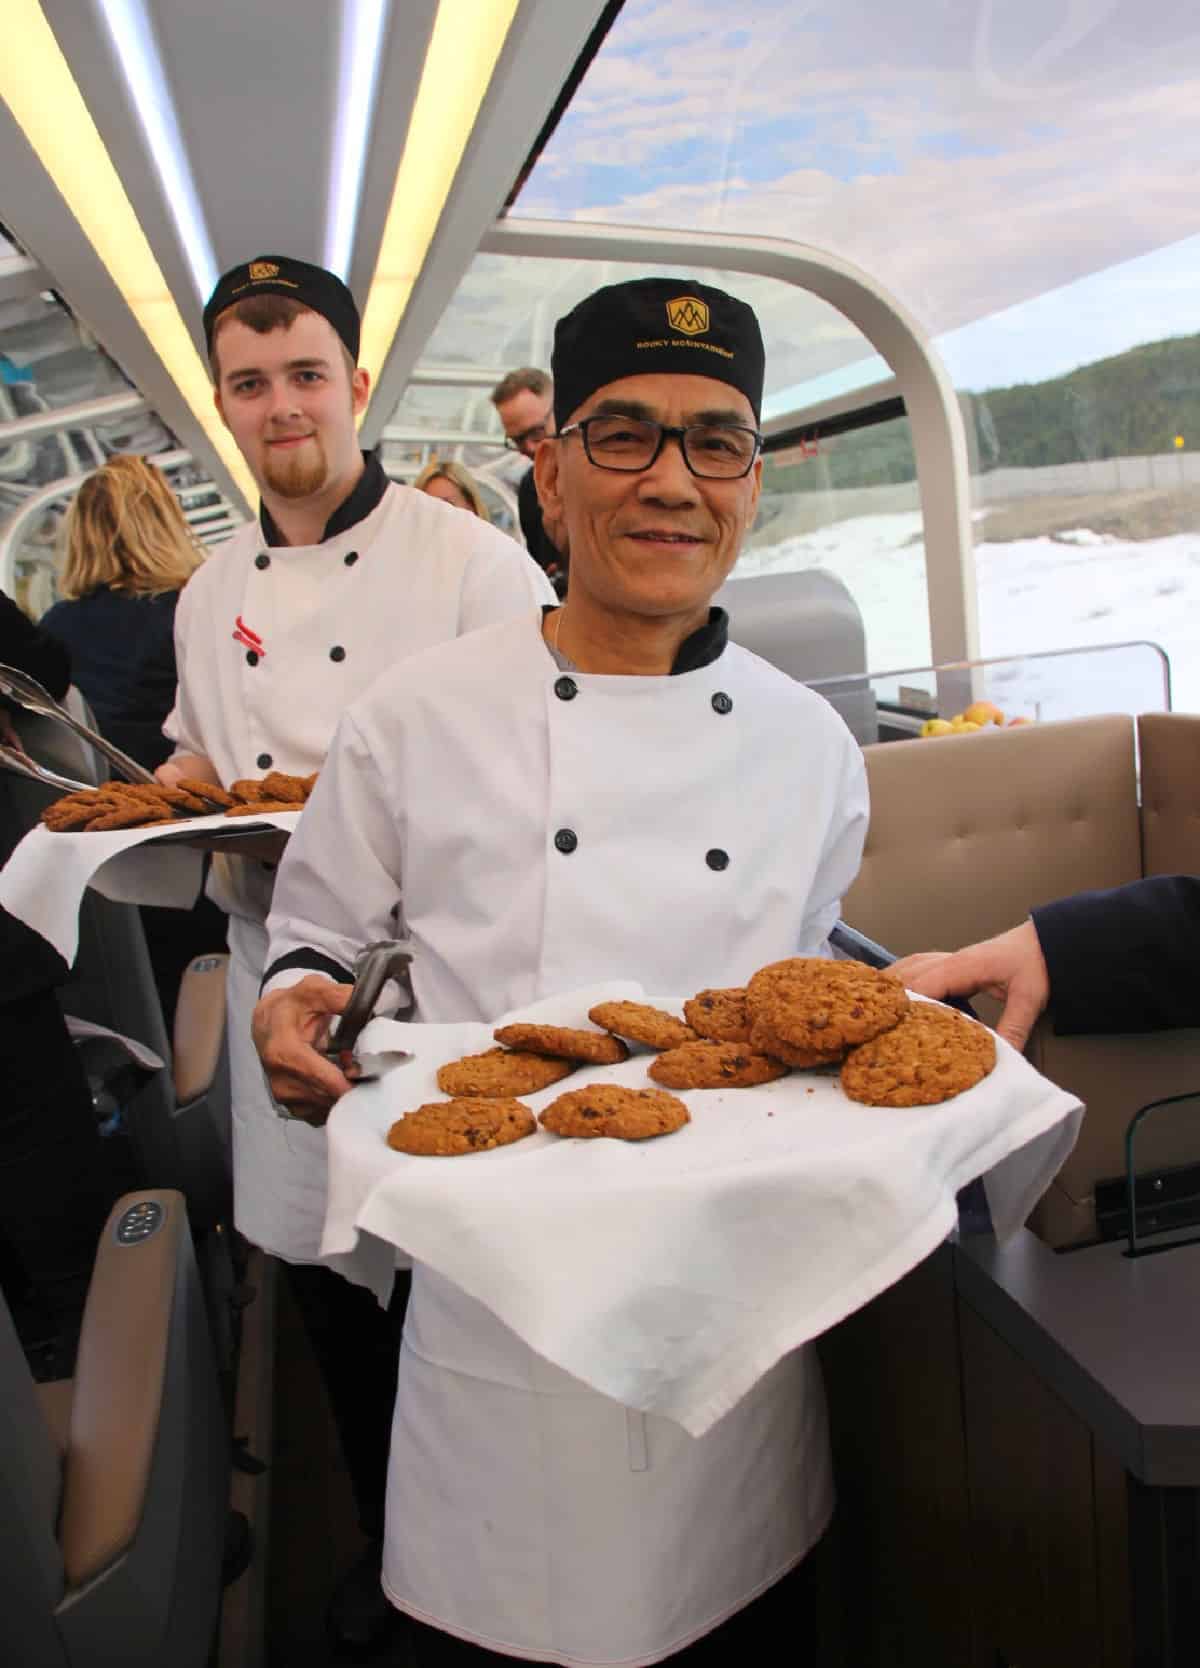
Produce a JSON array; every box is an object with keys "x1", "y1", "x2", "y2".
[
  {"x1": 204, "y1": 256, "x2": 360, "y2": 362},
  {"x1": 552, "y1": 277, "x2": 765, "y2": 428}
]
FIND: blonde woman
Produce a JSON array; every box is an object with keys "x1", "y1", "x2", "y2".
[
  {"x1": 41, "y1": 454, "x2": 203, "y2": 769},
  {"x1": 412, "y1": 458, "x2": 492, "y2": 521}
]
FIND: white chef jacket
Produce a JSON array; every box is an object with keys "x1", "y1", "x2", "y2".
[
  {"x1": 264, "y1": 611, "x2": 868, "y2": 1664},
  {"x1": 165, "y1": 480, "x2": 553, "y2": 1263}
]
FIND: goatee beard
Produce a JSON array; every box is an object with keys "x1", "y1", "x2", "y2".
[{"x1": 263, "y1": 433, "x2": 328, "y2": 499}]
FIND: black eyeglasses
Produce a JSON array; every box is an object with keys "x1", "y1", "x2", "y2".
[
  {"x1": 503, "y1": 422, "x2": 549, "y2": 454},
  {"x1": 557, "y1": 415, "x2": 762, "y2": 479}
]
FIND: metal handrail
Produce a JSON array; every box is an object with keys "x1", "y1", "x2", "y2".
[{"x1": 806, "y1": 638, "x2": 1173, "y2": 714}]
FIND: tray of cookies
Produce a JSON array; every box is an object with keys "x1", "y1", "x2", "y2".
[
  {"x1": 37, "y1": 768, "x2": 316, "y2": 842},
  {"x1": 0, "y1": 774, "x2": 314, "y2": 967},
  {"x1": 381, "y1": 961, "x2": 998, "y2": 1159},
  {"x1": 318, "y1": 975, "x2": 1082, "y2": 1434}
]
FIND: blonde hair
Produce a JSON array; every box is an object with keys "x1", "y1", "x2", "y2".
[
  {"x1": 412, "y1": 459, "x2": 491, "y2": 522},
  {"x1": 59, "y1": 455, "x2": 205, "y2": 599}
]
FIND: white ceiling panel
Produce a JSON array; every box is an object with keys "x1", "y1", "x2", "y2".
[{"x1": 6, "y1": 0, "x2": 614, "y2": 511}]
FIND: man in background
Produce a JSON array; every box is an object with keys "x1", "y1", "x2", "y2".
[{"x1": 491, "y1": 365, "x2": 567, "y2": 590}]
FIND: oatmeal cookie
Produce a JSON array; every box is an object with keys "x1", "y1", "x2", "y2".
[
  {"x1": 223, "y1": 799, "x2": 304, "y2": 817},
  {"x1": 386, "y1": 1097, "x2": 535, "y2": 1156},
  {"x1": 176, "y1": 778, "x2": 235, "y2": 808},
  {"x1": 746, "y1": 1016, "x2": 846, "y2": 1069},
  {"x1": 260, "y1": 770, "x2": 309, "y2": 804},
  {"x1": 648, "y1": 1039, "x2": 789, "y2": 1089},
  {"x1": 587, "y1": 1001, "x2": 697, "y2": 1051},
  {"x1": 155, "y1": 785, "x2": 214, "y2": 815},
  {"x1": 492, "y1": 1023, "x2": 629, "y2": 1064},
  {"x1": 87, "y1": 803, "x2": 163, "y2": 831},
  {"x1": 228, "y1": 778, "x2": 269, "y2": 804},
  {"x1": 41, "y1": 796, "x2": 104, "y2": 831},
  {"x1": 683, "y1": 987, "x2": 751, "y2": 1043},
  {"x1": 840, "y1": 1002, "x2": 996, "y2": 1107},
  {"x1": 746, "y1": 958, "x2": 908, "y2": 1055},
  {"x1": 539, "y1": 1084, "x2": 689, "y2": 1141},
  {"x1": 437, "y1": 1047, "x2": 575, "y2": 1098}
]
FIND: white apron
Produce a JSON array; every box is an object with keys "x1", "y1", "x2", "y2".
[
  {"x1": 165, "y1": 485, "x2": 551, "y2": 1261},
  {"x1": 386, "y1": 1276, "x2": 832, "y2": 1665},
  {"x1": 264, "y1": 614, "x2": 868, "y2": 1658}
]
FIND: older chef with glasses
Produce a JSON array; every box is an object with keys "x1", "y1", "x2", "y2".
[{"x1": 252, "y1": 278, "x2": 869, "y2": 1666}]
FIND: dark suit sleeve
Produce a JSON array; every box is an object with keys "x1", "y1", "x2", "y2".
[
  {"x1": 0, "y1": 590, "x2": 70, "y2": 699},
  {"x1": 1033, "y1": 876, "x2": 1200, "y2": 1035}
]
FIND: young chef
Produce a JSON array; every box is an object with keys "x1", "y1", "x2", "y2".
[
  {"x1": 253, "y1": 278, "x2": 869, "y2": 1665},
  {"x1": 158, "y1": 254, "x2": 552, "y2": 1647}
]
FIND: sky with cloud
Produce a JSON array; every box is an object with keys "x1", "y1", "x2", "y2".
[{"x1": 511, "y1": 0, "x2": 1200, "y2": 398}]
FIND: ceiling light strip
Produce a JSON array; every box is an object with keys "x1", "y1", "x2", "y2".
[
  {"x1": 325, "y1": 0, "x2": 391, "y2": 279},
  {"x1": 359, "y1": 0, "x2": 520, "y2": 396},
  {"x1": 1, "y1": 0, "x2": 254, "y2": 506},
  {"x1": 96, "y1": 0, "x2": 219, "y2": 303}
]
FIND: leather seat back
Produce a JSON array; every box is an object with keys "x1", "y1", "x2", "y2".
[
  {"x1": 845, "y1": 715, "x2": 1141, "y2": 955},
  {"x1": 843, "y1": 713, "x2": 1200, "y2": 1247}
]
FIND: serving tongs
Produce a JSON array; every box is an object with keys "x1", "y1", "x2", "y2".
[
  {"x1": 323, "y1": 939, "x2": 416, "y2": 1082},
  {"x1": 0, "y1": 663, "x2": 157, "y2": 784},
  {"x1": 0, "y1": 740, "x2": 91, "y2": 795}
]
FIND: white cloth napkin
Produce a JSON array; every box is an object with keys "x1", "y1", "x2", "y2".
[
  {"x1": 322, "y1": 983, "x2": 1082, "y2": 1436},
  {"x1": 0, "y1": 812, "x2": 300, "y2": 962}
]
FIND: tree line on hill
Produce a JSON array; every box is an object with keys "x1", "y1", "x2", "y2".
[{"x1": 768, "y1": 333, "x2": 1200, "y2": 495}]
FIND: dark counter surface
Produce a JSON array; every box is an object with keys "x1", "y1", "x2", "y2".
[{"x1": 955, "y1": 1227, "x2": 1200, "y2": 1486}]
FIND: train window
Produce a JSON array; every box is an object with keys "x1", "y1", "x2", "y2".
[
  {"x1": 500, "y1": 0, "x2": 1200, "y2": 709},
  {"x1": 743, "y1": 411, "x2": 931, "y2": 676}
]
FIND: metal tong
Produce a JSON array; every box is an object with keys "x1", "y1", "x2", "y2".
[
  {"x1": 323, "y1": 939, "x2": 416, "y2": 1077},
  {"x1": 0, "y1": 740, "x2": 91, "y2": 794},
  {"x1": 0, "y1": 663, "x2": 157, "y2": 784}
]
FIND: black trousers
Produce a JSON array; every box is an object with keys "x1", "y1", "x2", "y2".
[
  {"x1": 284, "y1": 1260, "x2": 411, "y2": 1541},
  {"x1": 0, "y1": 983, "x2": 139, "y2": 1349},
  {"x1": 406, "y1": 1555, "x2": 817, "y2": 1666}
]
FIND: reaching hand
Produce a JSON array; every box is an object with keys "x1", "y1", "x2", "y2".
[
  {"x1": 891, "y1": 920, "x2": 1051, "y2": 1051},
  {"x1": 251, "y1": 975, "x2": 358, "y2": 1126}
]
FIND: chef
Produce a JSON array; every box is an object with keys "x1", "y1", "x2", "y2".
[
  {"x1": 159, "y1": 253, "x2": 552, "y2": 1649},
  {"x1": 253, "y1": 278, "x2": 869, "y2": 1665}
]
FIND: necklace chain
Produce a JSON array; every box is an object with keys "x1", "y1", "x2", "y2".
[{"x1": 551, "y1": 605, "x2": 567, "y2": 659}]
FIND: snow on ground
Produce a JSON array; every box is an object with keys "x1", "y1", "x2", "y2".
[{"x1": 733, "y1": 512, "x2": 1200, "y2": 718}]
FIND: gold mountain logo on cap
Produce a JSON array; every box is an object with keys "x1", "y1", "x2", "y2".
[
  {"x1": 666, "y1": 295, "x2": 709, "y2": 336},
  {"x1": 248, "y1": 260, "x2": 280, "y2": 281}
]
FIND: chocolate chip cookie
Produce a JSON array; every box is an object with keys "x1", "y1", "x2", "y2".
[
  {"x1": 647, "y1": 1039, "x2": 790, "y2": 1089},
  {"x1": 437, "y1": 1047, "x2": 575, "y2": 1098},
  {"x1": 588, "y1": 1001, "x2": 697, "y2": 1051},
  {"x1": 386, "y1": 1097, "x2": 535, "y2": 1155},
  {"x1": 746, "y1": 1016, "x2": 846, "y2": 1069},
  {"x1": 840, "y1": 1002, "x2": 997, "y2": 1107},
  {"x1": 492, "y1": 1023, "x2": 629, "y2": 1064},
  {"x1": 683, "y1": 988, "x2": 751, "y2": 1043},
  {"x1": 746, "y1": 957, "x2": 909, "y2": 1056},
  {"x1": 539, "y1": 1084, "x2": 689, "y2": 1141}
]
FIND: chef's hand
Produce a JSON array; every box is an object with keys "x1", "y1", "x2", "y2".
[
  {"x1": 252, "y1": 975, "x2": 358, "y2": 1125},
  {"x1": 891, "y1": 920, "x2": 1050, "y2": 1052},
  {"x1": 156, "y1": 752, "x2": 220, "y2": 788}
]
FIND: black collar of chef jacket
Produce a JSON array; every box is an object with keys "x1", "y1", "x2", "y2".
[
  {"x1": 258, "y1": 449, "x2": 389, "y2": 548},
  {"x1": 542, "y1": 605, "x2": 728, "y2": 674}
]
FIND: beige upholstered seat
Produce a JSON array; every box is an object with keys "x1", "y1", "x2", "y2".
[
  {"x1": 842, "y1": 712, "x2": 1200, "y2": 1246},
  {"x1": 0, "y1": 1191, "x2": 228, "y2": 1667}
]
